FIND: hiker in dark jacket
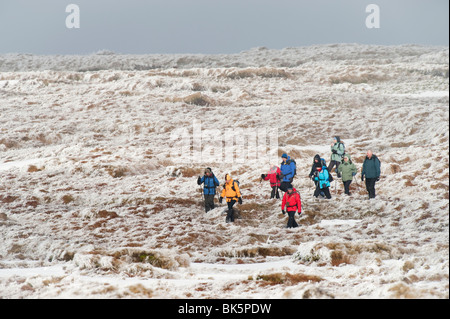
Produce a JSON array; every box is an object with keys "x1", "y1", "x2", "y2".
[
  {"x1": 361, "y1": 150, "x2": 381, "y2": 199},
  {"x1": 309, "y1": 154, "x2": 329, "y2": 198},
  {"x1": 309, "y1": 154, "x2": 324, "y2": 183},
  {"x1": 197, "y1": 167, "x2": 220, "y2": 213}
]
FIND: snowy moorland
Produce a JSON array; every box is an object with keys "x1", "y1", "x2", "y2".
[{"x1": 0, "y1": 44, "x2": 448, "y2": 299}]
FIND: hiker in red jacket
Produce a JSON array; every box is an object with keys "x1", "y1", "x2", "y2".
[
  {"x1": 281, "y1": 186, "x2": 302, "y2": 228},
  {"x1": 261, "y1": 165, "x2": 281, "y2": 199}
]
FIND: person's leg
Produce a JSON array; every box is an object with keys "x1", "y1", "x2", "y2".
[
  {"x1": 328, "y1": 160, "x2": 336, "y2": 173},
  {"x1": 323, "y1": 187, "x2": 332, "y2": 199},
  {"x1": 271, "y1": 186, "x2": 276, "y2": 199},
  {"x1": 335, "y1": 161, "x2": 341, "y2": 178},
  {"x1": 367, "y1": 178, "x2": 376, "y2": 198},
  {"x1": 226, "y1": 200, "x2": 236, "y2": 222},
  {"x1": 313, "y1": 184, "x2": 321, "y2": 198},
  {"x1": 372, "y1": 180, "x2": 377, "y2": 198},
  {"x1": 209, "y1": 194, "x2": 215, "y2": 210},
  {"x1": 343, "y1": 181, "x2": 350, "y2": 195},
  {"x1": 287, "y1": 211, "x2": 298, "y2": 228},
  {"x1": 204, "y1": 194, "x2": 214, "y2": 212}
]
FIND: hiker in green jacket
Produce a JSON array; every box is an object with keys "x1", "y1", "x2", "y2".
[
  {"x1": 328, "y1": 136, "x2": 345, "y2": 178},
  {"x1": 337, "y1": 154, "x2": 357, "y2": 195}
]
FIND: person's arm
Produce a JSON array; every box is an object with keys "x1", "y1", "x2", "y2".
[
  {"x1": 220, "y1": 186, "x2": 226, "y2": 198},
  {"x1": 235, "y1": 182, "x2": 242, "y2": 198},
  {"x1": 361, "y1": 160, "x2": 366, "y2": 181},
  {"x1": 297, "y1": 193, "x2": 302, "y2": 214},
  {"x1": 376, "y1": 158, "x2": 381, "y2": 178},
  {"x1": 285, "y1": 164, "x2": 293, "y2": 179},
  {"x1": 213, "y1": 175, "x2": 220, "y2": 187}
]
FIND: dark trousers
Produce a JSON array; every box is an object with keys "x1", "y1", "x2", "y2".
[
  {"x1": 226, "y1": 200, "x2": 236, "y2": 223},
  {"x1": 365, "y1": 178, "x2": 377, "y2": 198},
  {"x1": 314, "y1": 185, "x2": 331, "y2": 199},
  {"x1": 204, "y1": 194, "x2": 215, "y2": 213},
  {"x1": 328, "y1": 161, "x2": 341, "y2": 177},
  {"x1": 343, "y1": 180, "x2": 352, "y2": 195},
  {"x1": 271, "y1": 186, "x2": 280, "y2": 199},
  {"x1": 286, "y1": 211, "x2": 298, "y2": 228}
]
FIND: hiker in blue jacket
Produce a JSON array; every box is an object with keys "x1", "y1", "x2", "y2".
[
  {"x1": 197, "y1": 167, "x2": 220, "y2": 213},
  {"x1": 280, "y1": 153, "x2": 296, "y2": 192},
  {"x1": 312, "y1": 165, "x2": 332, "y2": 199}
]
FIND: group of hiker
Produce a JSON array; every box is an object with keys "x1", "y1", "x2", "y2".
[
  {"x1": 197, "y1": 170, "x2": 242, "y2": 223},
  {"x1": 197, "y1": 136, "x2": 381, "y2": 227}
]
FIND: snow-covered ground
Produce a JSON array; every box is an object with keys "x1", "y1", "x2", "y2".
[{"x1": 0, "y1": 44, "x2": 448, "y2": 299}]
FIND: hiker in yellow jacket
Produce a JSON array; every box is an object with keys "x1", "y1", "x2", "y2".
[{"x1": 219, "y1": 173, "x2": 243, "y2": 223}]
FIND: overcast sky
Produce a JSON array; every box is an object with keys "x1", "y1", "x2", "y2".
[{"x1": 0, "y1": 0, "x2": 448, "y2": 54}]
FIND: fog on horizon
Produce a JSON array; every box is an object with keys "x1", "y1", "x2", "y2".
[{"x1": 0, "y1": 0, "x2": 448, "y2": 55}]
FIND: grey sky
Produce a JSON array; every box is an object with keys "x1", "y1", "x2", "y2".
[{"x1": 0, "y1": 0, "x2": 448, "y2": 54}]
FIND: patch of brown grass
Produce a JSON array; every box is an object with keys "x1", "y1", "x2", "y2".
[
  {"x1": 0, "y1": 138, "x2": 19, "y2": 149},
  {"x1": 169, "y1": 92, "x2": 217, "y2": 106},
  {"x1": 239, "y1": 202, "x2": 270, "y2": 214},
  {"x1": 105, "y1": 166, "x2": 129, "y2": 178},
  {"x1": 255, "y1": 272, "x2": 323, "y2": 286},
  {"x1": 430, "y1": 182, "x2": 449, "y2": 191},
  {"x1": 388, "y1": 164, "x2": 401, "y2": 174},
  {"x1": 329, "y1": 71, "x2": 390, "y2": 85},
  {"x1": 180, "y1": 167, "x2": 203, "y2": 177},
  {"x1": 388, "y1": 283, "x2": 417, "y2": 298},
  {"x1": 390, "y1": 141, "x2": 415, "y2": 148},
  {"x1": 97, "y1": 210, "x2": 119, "y2": 219},
  {"x1": 218, "y1": 246, "x2": 296, "y2": 258},
  {"x1": 330, "y1": 250, "x2": 352, "y2": 266},
  {"x1": 127, "y1": 284, "x2": 153, "y2": 297},
  {"x1": 224, "y1": 68, "x2": 292, "y2": 80},
  {"x1": 62, "y1": 194, "x2": 74, "y2": 204},
  {"x1": 1, "y1": 195, "x2": 18, "y2": 203}
]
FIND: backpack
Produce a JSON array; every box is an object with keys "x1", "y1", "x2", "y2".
[
  {"x1": 287, "y1": 158, "x2": 297, "y2": 177},
  {"x1": 231, "y1": 180, "x2": 240, "y2": 192},
  {"x1": 224, "y1": 180, "x2": 240, "y2": 193}
]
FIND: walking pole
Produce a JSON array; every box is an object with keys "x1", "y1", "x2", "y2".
[
  {"x1": 353, "y1": 174, "x2": 361, "y2": 192},
  {"x1": 199, "y1": 184, "x2": 205, "y2": 210}
]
